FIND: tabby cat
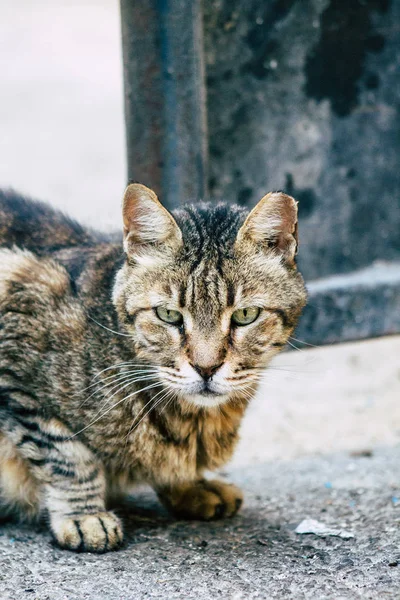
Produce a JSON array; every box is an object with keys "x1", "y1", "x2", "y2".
[{"x1": 0, "y1": 184, "x2": 306, "y2": 552}]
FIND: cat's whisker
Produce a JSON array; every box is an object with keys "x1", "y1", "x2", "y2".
[
  {"x1": 237, "y1": 381, "x2": 258, "y2": 399},
  {"x1": 91, "y1": 362, "x2": 163, "y2": 381},
  {"x1": 68, "y1": 381, "x2": 164, "y2": 440},
  {"x1": 263, "y1": 370, "x2": 304, "y2": 380},
  {"x1": 123, "y1": 389, "x2": 169, "y2": 443},
  {"x1": 132, "y1": 383, "x2": 175, "y2": 419},
  {"x1": 123, "y1": 386, "x2": 171, "y2": 446},
  {"x1": 77, "y1": 373, "x2": 159, "y2": 408},
  {"x1": 157, "y1": 390, "x2": 177, "y2": 417},
  {"x1": 75, "y1": 370, "x2": 157, "y2": 398},
  {"x1": 88, "y1": 315, "x2": 134, "y2": 338},
  {"x1": 286, "y1": 339, "x2": 308, "y2": 353},
  {"x1": 156, "y1": 396, "x2": 175, "y2": 422},
  {"x1": 268, "y1": 366, "x2": 307, "y2": 373},
  {"x1": 257, "y1": 370, "x2": 304, "y2": 383},
  {"x1": 231, "y1": 386, "x2": 254, "y2": 404},
  {"x1": 289, "y1": 335, "x2": 319, "y2": 349},
  {"x1": 76, "y1": 368, "x2": 160, "y2": 396},
  {"x1": 160, "y1": 375, "x2": 187, "y2": 385},
  {"x1": 91, "y1": 361, "x2": 143, "y2": 380},
  {"x1": 124, "y1": 387, "x2": 174, "y2": 440},
  {"x1": 252, "y1": 362, "x2": 319, "y2": 374},
  {"x1": 247, "y1": 365, "x2": 301, "y2": 373},
  {"x1": 92, "y1": 375, "x2": 161, "y2": 417},
  {"x1": 156, "y1": 379, "x2": 184, "y2": 390},
  {"x1": 144, "y1": 389, "x2": 175, "y2": 422},
  {"x1": 268, "y1": 357, "x2": 322, "y2": 374},
  {"x1": 284, "y1": 355, "x2": 321, "y2": 370}
]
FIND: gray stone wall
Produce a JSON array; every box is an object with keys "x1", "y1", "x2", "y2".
[{"x1": 204, "y1": 0, "x2": 400, "y2": 280}]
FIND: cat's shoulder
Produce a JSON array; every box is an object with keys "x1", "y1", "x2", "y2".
[
  {"x1": 0, "y1": 247, "x2": 87, "y2": 345},
  {"x1": 0, "y1": 246, "x2": 72, "y2": 305}
]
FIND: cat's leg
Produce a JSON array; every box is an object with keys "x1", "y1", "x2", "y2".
[
  {"x1": 6, "y1": 411, "x2": 123, "y2": 552},
  {"x1": 0, "y1": 431, "x2": 41, "y2": 521},
  {"x1": 156, "y1": 478, "x2": 243, "y2": 520}
]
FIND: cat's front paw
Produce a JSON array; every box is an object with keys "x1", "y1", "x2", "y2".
[
  {"x1": 50, "y1": 511, "x2": 123, "y2": 552},
  {"x1": 161, "y1": 479, "x2": 243, "y2": 520}
]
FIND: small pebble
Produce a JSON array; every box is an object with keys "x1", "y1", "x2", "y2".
[{"x1": 350, "y1": 449, "x2": 373, "y2": 458}]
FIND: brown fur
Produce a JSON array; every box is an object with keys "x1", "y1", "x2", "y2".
[{"x1": 0, "y1": 185, "x2": 306, "y2": 552}]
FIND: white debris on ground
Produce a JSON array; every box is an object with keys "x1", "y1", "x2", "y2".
[{"x1": 295, "y1": 518, "x2": 355, "y2": 539}]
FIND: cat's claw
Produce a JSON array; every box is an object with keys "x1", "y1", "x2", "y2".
[{"x1": 50, "y1": 511, "x2": 123, "y2": 553}]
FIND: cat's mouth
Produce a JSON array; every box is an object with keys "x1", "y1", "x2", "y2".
[
  {"x1": 181, "y1": 382, "x2": 230, "y2": 408},
  {"x1": 184, "y1": 390, "x2": 230, "y2": 408},
  {"x1": 161, "y1": 370, "x2": 232, "y2": 407}
]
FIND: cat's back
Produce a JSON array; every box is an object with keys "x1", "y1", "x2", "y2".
[
  {"x1": 0, "y1": 191, "x2": 82, "y2": 321},
  {"x1": 0, "y1": 189, "x2": 107, "y2": 255},
  {"x1": 0, "y1": 189, "x2": 123, "y2": 298}
]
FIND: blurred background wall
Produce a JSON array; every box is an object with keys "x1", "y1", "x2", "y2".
[{"x1": 204, "y1": 0, "x2": 400, "y2": 281}]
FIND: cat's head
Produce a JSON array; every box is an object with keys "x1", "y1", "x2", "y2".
[{"x1": 113, "y1": 184, "x2": 306, "y2": 409}]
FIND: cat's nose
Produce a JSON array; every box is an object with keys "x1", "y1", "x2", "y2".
[{"x1": 191, "y1": 362, "x2": 223, "y2": 381}]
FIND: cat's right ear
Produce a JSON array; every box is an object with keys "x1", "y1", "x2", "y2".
[{"x1": 122, "y1": 184, "x2": 182, "y2": 259}]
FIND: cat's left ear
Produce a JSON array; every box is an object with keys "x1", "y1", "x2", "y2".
[
  {"x1": 122, "y1": 183, "x2": 182, "y2": 258},
  {"x1": 235, "y1": 192, "x2": 298, "y2": 265}
]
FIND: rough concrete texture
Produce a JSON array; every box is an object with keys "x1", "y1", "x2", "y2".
[
  {"x1": 204, "y1": 0, "x2": 400, "y2": 280},
  {"x1": 1, "y1": 335, "x2": 400, "y2": 600},
  {"x1": 295, "y1": 263, "x2": 400, "y2": 346},
  {"x1": 1, "y1": 448, "x2": 400, "y2": 600}
]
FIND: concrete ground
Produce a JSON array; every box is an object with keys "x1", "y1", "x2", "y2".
[
  {"x1": 1, "y1": 336, "x2": 400, "y2": 600},
  {"x1": 1, "y1": 446, "x2": 400, "y2": 600},
  {"x1": 1, "y1": 2, "x2": 400, "y2": 599}
]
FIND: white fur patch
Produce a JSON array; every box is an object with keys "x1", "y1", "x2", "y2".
[
  {"x1": 184, "y1": 393, "x2": 230, "y2": 408},
  {"x1": 0, "y1": 248, "x2": 33, "y2": 298}
]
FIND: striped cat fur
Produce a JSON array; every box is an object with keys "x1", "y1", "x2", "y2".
[{"x1": 0, "y1": 184, "x2": 306, "y2": 552}]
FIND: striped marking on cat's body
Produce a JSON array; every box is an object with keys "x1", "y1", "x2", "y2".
[{"x1": 0, "y1": 185, "x2": 306, "y2": 551}]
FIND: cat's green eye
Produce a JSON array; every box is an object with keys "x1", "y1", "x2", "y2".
[
  {"x1": 156, "y1": 307, "x2": 183, "y2": 326},
  {"x1": 231, "y1": 307, "x2": 260, "y2": 326}
]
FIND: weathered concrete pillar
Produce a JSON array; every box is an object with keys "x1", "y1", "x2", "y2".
[{"x1": 120, "y1": 0, "x2": 208, "y2": 210}]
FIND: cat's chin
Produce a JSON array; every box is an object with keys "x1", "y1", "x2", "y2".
[{"x1": 183, "y1": 392, "x2": 230, "y2": 409}]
